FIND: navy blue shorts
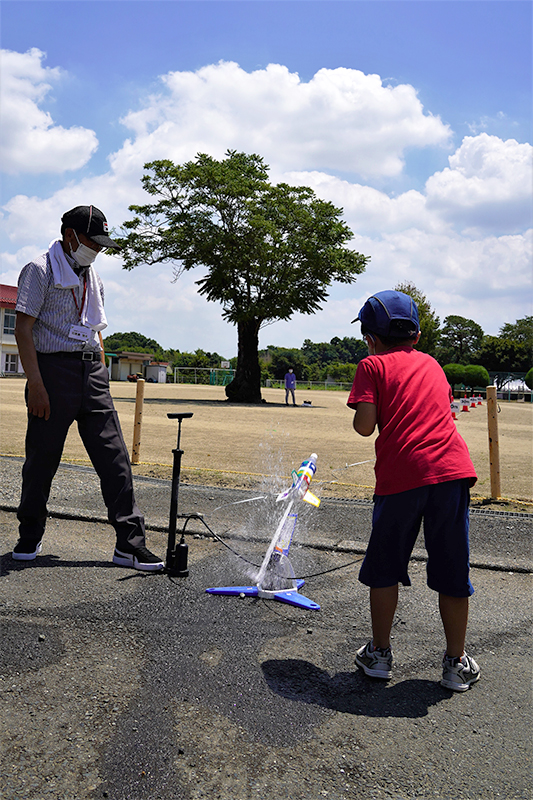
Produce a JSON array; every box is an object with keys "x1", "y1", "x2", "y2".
[{"x1": 359, "y1": 479, "x2": 473, "y2": 597}]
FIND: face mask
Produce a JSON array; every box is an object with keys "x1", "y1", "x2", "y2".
[{"x1": 70, "y1": 230, "x2": 99, "y2": 267}]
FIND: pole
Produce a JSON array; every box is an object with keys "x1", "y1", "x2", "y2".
[
  {"x1": 486, "y1": 385, "x2": 501, "y2": 499},
  {"x1": 131, "y1": 378, "x2": 145, "y2": 464}
]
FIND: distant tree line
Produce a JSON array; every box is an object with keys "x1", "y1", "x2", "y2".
[
  {"x1": 101, "y1": 330, "x2": 368, "y2": 383},
  {"x1": 103, "y1": 283, "x2": 531, "y2": 390},
  {"x1": 102, "y1": 331, "x2": 228, "y2": 371}
]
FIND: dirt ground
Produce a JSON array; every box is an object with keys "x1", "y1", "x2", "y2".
[{"x1": 1, "y1": 377, "x2": 531, "y2": 512}]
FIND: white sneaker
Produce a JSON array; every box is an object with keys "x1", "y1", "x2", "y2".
[
  {"x1": 12, "y1": 540, "x2": 43, "y2": 561},
  {"x1": 355, "y1": 641, "x2": 393, "y2": 679},
  {"x1": 441, "y1": 652, "x2": 480, "y2": 691}
]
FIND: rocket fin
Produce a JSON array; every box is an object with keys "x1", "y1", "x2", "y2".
[{"x1": 302, "y1": 491, "x2": 320, "y2": 508}]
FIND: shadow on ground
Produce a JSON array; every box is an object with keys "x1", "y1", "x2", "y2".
[
  {"x1": 113, "y1": 396, "x2": 325, "y2": 408},
  {"x1": 262, "y1": 658, "x2": 451, "y2": 717}
]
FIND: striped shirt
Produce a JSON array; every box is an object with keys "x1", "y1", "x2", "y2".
[{"x1": 16, "y1": 252, "x2": 104, "y2": 353}]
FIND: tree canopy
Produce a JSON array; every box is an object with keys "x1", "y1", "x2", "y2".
[
  {"x1": 499, "y1": 316, "x2": 533, "y2": 350},
  {"x1": 442, "y1": 363, "x2": 465, "y2": 393},
  {"x1": 301, "y1": 336, "x2": 367, "y2": 366},
  {"x1": 118, "y1": 150, "x2": 368, "y2": 402},
  {"x1": 475, "y1": 335, "x2": 530, "y2": 373},
  {"x1": 394, "y1": 281, "x2": 440, "y2": 357},
  {"x1": 437, "y1": 315, "x2": 484, "y2": 364},
  {"x1": 463, "y1": 364, "x2": 490, "y2": 390},
  {"x1": 103, "y1": 331, "x2": 162, "y2": 355}
]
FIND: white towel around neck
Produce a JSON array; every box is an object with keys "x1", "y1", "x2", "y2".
[{"x1": 48, "y1": 239, "x2": 108, "y2": 332}]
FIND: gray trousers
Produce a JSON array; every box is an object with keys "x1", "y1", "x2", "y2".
[
  {"x1": 17, "y1": 353, "x2": 146, "y2": 549},
  {"x1": 285, "y1": 387, "x2": 296, "y2": 405}
]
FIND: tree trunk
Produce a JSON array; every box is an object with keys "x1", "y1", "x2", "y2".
[{"x1": 225, "y1": 318, "x2": 263, "y2": 403}]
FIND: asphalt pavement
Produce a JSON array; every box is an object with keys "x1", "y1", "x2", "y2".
[{"x1": 0, "y1": 455, "x2": 531, "y2": 800}]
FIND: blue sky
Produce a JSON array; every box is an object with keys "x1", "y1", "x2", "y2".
[{"x1": 1, "y1": 1, "x2": 532, "y2": 357}]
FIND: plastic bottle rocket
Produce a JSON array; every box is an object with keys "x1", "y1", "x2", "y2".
[{"x1": 276, "y1": 453, "x2": 320, "y2": 507}]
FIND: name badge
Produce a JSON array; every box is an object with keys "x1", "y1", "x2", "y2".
[{"x1": 68, "y1": 324, "x2": 91, "y2": 342}]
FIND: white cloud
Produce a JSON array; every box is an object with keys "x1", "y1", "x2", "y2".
[
  {"x1": 1, "y1": 165, "x2": 148, "y2": 249},
  {"x1": 0, "y1": 48, "x2": 98, "y2": 174},
  {"x1": 283, "y1": 171, "x2": 439, "y2": 236},
  {"x1": 425, "y1": 134, "x2": 533, "y2": 233},
  {"x1": 114, "y1": 61, "x2": 451, "y2": 179},
  {"x1": 286, "y1": 133, "x2": 533, "y2": 239}
]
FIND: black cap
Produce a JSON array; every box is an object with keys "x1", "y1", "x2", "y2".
[{"x1": 61, "y1": 205, "x2": 121, "y2": 249}]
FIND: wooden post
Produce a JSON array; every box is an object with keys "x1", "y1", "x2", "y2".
[
  {"x1": 486, "y1": 385, "x2": 501, "y2": 499},
  {"x1": 132, "y1": 379, "x2": 145, "y2": 465}
]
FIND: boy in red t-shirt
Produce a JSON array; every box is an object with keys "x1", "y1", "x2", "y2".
[{"x1": 348, "y1": 290, "x2": 480, "y2": 692}]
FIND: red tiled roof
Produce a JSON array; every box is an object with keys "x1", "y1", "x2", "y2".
[{"x1": 0, "y1": 284, "x2": 17, "y2": 309}]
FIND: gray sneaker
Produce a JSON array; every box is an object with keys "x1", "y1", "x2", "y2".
[
  {"x1": 441, "y1": 653, "x2": 480, "y2": 692},
  {"x1": 355, "y1": 641, "x2": 393, "y2": 679}
]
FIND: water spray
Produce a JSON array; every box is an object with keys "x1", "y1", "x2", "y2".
[{"x1": 206, "y1": 454, "x2": 322, "y2": 611}]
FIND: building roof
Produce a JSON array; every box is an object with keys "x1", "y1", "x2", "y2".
[
  {"x1": 0, "y1": 284, "x2": 17, "y2": 309},
  {"x1": 115, "y1": 351, "x2": 154, "y2": 361}
]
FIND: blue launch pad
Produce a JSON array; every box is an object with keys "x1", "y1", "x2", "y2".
[{"x1": 206, "y1": 580, "x2": 320, "y2": 611}]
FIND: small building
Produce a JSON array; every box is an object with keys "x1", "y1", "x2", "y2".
[
  {"x1": 0, "y1": 284, "x2": 23, "y2": 375},
  {"x1": 107, "y1": 351, "x2": 154, "y2": 382},
  {"x1": 145, "y1": 363, "x2": 169, "y2": 383}
]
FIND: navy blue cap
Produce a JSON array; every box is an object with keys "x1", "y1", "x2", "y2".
[{"x1": 352, "y1": 290, "x2": 420, "y2": 338}]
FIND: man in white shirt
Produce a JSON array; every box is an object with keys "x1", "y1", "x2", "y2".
[{"x1": 13, "y1": 205, "x2": 164, "y2": 571}]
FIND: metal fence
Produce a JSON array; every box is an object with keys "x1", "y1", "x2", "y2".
[
  {"x1": 171, "y1": 371, "x2": 352, "y2": 391},
  {"x1": 173, "y1": 367, "x2": 236, "y2": 386}
]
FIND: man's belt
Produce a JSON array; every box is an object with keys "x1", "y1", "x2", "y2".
[{"x1": 39, "y1": 351, "x2": 102, "y2": 362}]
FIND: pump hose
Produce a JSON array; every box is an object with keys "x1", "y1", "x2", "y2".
[{"x1": 179, "y1": 513, "x2": 363, "y2": 580}]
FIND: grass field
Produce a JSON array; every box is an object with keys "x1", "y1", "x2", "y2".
[{"x1": 1, "y1": 377, "x2": 531, "y2": 511}]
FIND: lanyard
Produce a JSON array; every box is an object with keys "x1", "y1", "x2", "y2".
[{"x1": 71, "y1": 275, "x2": 87, "y2": 320}]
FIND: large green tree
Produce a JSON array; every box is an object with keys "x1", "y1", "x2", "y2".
[
  {"x1": 437, "y1": 315, "x2": 484, "y2": 365},
  {"x1": 394, "y1": 281, "x2": 440, "y2": 357},
  {"x1": 499, "y1": 316, "x2": 533, "y2": 351},
  {"x1": 117, "y1": 151, "x2": 368, "y2": 403},
  {"x1": 265, "y1": 347, "x2": 308, "y2": 381}
]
